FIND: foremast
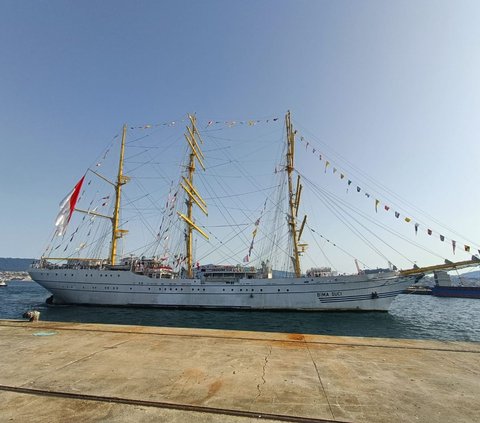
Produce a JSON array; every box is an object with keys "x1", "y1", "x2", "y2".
[
  {"x1": 178, "y1": 114, "x2": 209, "y2": 278},
  {"x1": 285, "y1": 111, "x2": 308, "y2": 277}
]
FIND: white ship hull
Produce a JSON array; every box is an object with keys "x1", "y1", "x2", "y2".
[{"x1": 29, "y1": 268, "x2": 417, "y2": 311}]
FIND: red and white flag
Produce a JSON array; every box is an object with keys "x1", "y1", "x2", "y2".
[{"x1": 55, "y1": 176, "x2": 85, "y2": 236}]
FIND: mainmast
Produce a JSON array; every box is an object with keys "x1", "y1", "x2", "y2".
[
  {"x1": 285, "y1": 111, "x2": 307, "y2": 277},
  {"x1": 109, "y1": 124, "x2": 129, "y2": 265},
  {"x1": 178, "y1": 114, "x2": 209, "y2": 278}
]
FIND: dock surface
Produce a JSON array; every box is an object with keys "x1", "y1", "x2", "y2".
[{"x1": 1, "y1": 320, "x2": 479, "y2": 422}]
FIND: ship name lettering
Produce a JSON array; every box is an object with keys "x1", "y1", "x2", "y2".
[{"x1": 317, "y1": 291, "x2": 343, "y2": 298}]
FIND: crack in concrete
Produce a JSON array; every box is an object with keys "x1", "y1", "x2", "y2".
[
  {"x1": 253, "y1": 345, "x2": 272, "y2": 405},
  {"x1": 19, "y1": 339, "x2": 131, "y2": 388},
  {"x1": 55, "y1": 339, "x2": 131, "y2": 371},
  {"x1": 304, "y1": 340, "x2": 336, "y2": 421}
]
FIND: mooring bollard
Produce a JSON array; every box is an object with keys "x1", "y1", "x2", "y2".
[{"x1": 23, "y1": 310, "x2": 40, "y2": 322}]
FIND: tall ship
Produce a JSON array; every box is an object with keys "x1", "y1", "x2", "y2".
[{"x1": 29, "y1": 113, "x2": 479, "y2": 310}]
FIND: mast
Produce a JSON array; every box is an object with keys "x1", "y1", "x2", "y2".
[
  {"x1": 109, "y1": 124, "x2": 129, "y2": 265},
  {"x1": 285, "y1": 111, "x2": 307, "y2": 277},
  {"x1": 178, "y1": 114, "x2": 209, "y2": 278}
]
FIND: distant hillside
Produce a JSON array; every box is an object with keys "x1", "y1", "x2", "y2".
[
  {"x1": 0, "y1": 258, "x2": 35, "y2": 271},
  {"x1": 461, "y1": 270, "x2": 480, "y2": 279}
]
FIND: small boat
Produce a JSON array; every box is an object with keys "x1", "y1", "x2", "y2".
[
  {"x1": 404, "y1": 285, "x2": 432, "y2": 295},
  {"x1": 432, "y1": 271, "x2": 480, "y2": 299},
  {"x1": 0, "y1": 279, "x2": 7, "y2": 287}
]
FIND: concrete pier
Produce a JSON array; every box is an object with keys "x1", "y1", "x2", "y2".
[{"x1": 0, "y1": 320, "x2": 479, "y2": 422}]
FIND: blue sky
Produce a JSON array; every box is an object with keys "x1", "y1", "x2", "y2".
[{"x1": 1, "y1": 1, "x2": 480, "y2": 273}]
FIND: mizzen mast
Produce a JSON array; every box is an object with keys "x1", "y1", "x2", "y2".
[
  {"x1": 178, "y1": 114, "x2": 209, "y2": 278},
  {"x1": 285, "y1": 111, "x2": 307, "y2": 277}
]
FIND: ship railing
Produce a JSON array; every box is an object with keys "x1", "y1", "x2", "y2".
[{"x1": 37, "y1": 257, "x2": 106, "y2": 270}]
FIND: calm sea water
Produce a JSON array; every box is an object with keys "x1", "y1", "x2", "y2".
[{"x1": 1, "y1": 280, "x2": 480, "y2": 342}]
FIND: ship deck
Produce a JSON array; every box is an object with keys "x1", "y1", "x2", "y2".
[{"x1": 0, "y1": 320, "x2": 479, "y2": 422}]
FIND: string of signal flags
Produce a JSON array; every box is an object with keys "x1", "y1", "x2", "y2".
[
  {"x1": 127, "y1": 116, "x2": 280, "y2": 130},
  {"x1": 118, "y1": 114, "x2": 475, "y2": 256},
  {"x1": 295, "y1": 133, "x2": 477, "y2": 256}
]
